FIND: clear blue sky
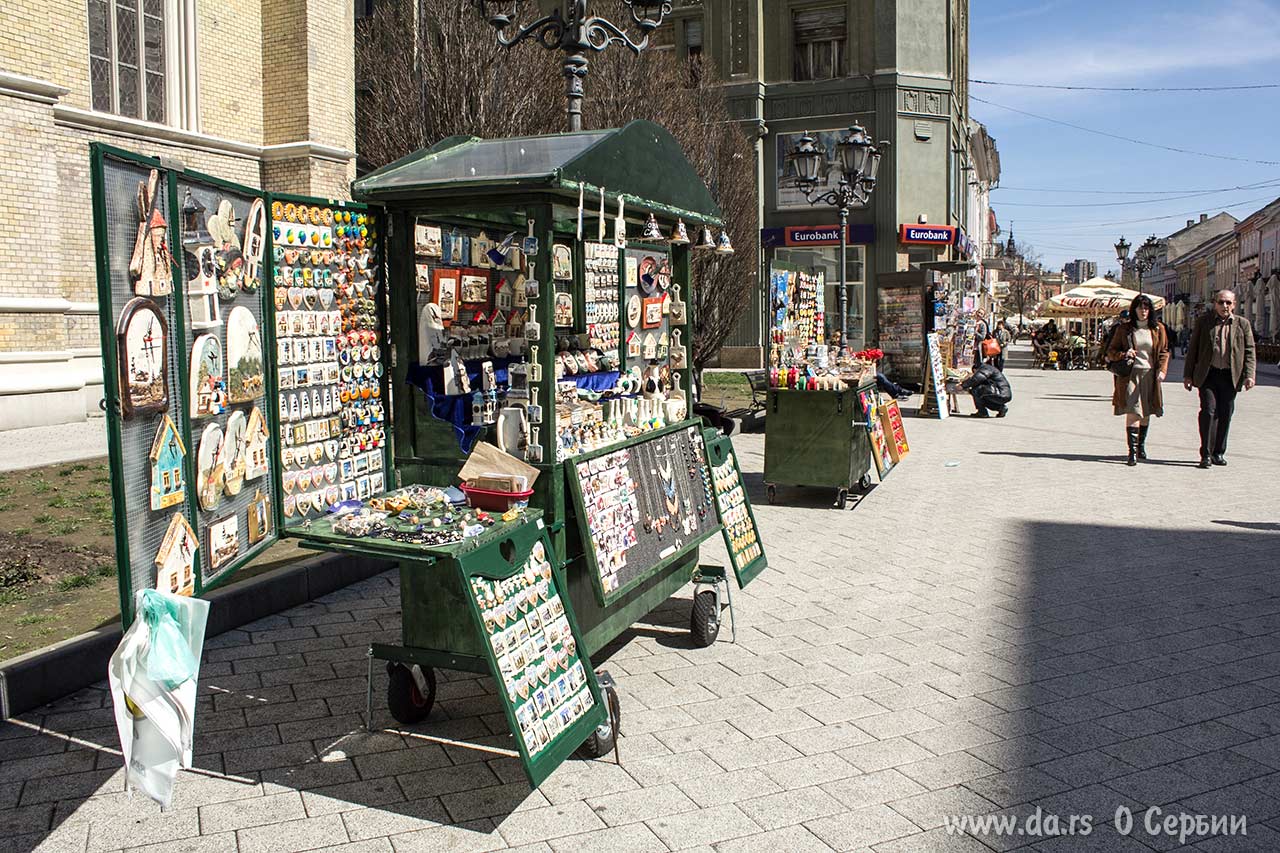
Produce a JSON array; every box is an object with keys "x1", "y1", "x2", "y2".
[{"x1": 970, "y1": 0, "x2": 1280, "y2": 276}]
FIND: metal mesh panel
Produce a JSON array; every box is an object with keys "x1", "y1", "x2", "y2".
[
  {"x1": 100, "y1": 155, "x2": 190, "y2": 603},
  {"x1": 175, "y1": 178, "x2": 277, "y2": 586}
]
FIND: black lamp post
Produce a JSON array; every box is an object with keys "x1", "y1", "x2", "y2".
[
  {"x1": 787, "y1": 126, "x2": 887, "y2": 349},
  {"x1": 1115, "y1": 234, "x2": 1158, "y2": 294},
  {"x1": 472, "y1": 0, "x2": 671, "y2": 132}
]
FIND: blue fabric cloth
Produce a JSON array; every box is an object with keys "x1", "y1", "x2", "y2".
[
  {"x1": 560, "y1": 370, "x2": 619, "y2": 393},
  {"x1": 407, "y1": 358, "x2": 514, "y2": 453}
]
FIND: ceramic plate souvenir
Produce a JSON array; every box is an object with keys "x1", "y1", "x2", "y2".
[
  {"x1": 221, "y1": 409, "x2": 248, "y2": 496},
  {"x1": 116, "y1": 298, "x2": 170, "y2": 419},
  {"x1": 196, "y1": 422, "x2": 226, "y2": 510},
  {"x1": 189, "y1": 334, "x2": 226, "y2": 419},
  {"x1": 626, "y1": 295, "x2": 642, "y2": 329},
  {"x1": 225, "y1": 307, "x2": 264, "y2": 404},
  {"x1": 283, "y1": 495, "x2": 296, "y2": 517}
]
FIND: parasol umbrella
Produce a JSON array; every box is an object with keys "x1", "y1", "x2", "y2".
[{"x1": 1041, "y1": 277, "x2": 1165, "y2": 318}]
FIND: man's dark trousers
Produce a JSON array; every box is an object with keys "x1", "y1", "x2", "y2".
[{"x1": 1199, "y1": 366, "x2": 1238, "y2": 457}]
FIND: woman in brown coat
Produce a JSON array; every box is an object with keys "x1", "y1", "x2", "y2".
[{"x1": 1106, "y1": 294, "x2": 1170, "y2": 466}]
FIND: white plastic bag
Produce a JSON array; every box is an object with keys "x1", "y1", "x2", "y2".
[{"x1": 108, "y1": 589, "x2": 210, "y2": 808}]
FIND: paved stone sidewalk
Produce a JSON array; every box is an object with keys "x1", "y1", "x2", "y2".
[
  {"x1": 3, "y1": 346, "x2": 1280, "y2": 852},
  {"x1": 0, "y1": 418, "x2": 107, "y2": 472}
]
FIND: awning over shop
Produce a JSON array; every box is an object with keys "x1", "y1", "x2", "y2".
[{"x1": 1038, "y1": 277, "x2": 1165, "y2": 318}]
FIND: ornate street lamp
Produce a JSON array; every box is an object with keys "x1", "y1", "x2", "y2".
[
  {"x1": 788, "y1": 126, "x2": 888, "y2": 349},
  {"x1": 472, "y1": 0, "x2": 672, "y2": 132}
]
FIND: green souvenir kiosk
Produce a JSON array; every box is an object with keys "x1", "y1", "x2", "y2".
[{"x1": 91, "y1": 121, "x2": 767, "y2": 788}]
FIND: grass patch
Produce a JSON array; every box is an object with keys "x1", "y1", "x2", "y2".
[
  {"x1": 0, "y1": 485, "x2": 11, "y2": 498},
  {"x1": 34, "y1": 513, "x2": 55, "y2": 525},
  {"x1": 86, "y1": 489, "x2": 106, "y2": 499},
  {"x1": 90, "y1": 475, "x2": 111, "y2": 485},
  {"x1": 95, "y1": 563, "x2": 116, "y2": 578},
  {"x1": 51, "y1": 520, "x2": 82, "y2": 536},
  {"x1": 57, "y1": 573, "x2": 97, "y2": 592},
  {"x1": 0, "y1": 503, "x2": 10, "y2": 513},
  {"x1": 90, "y1": 500, "x2": 113, "y2": 522},
  {"x1": 15, "y1": 613, "x2": 53, "y2": 627},
  {"x1": 0, "y1": 587, "x2": 27, "y2": 606},
  {"x1": 32, "y1": 479, "x2": 52, "y2": 494},
  {"x1": 48, "y1": 495, "x2": 75, "y2": 509},
  {"x1": 11, "y1": 527, "x2": 31, "y2": 536}
]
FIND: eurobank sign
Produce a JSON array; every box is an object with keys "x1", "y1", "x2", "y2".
[
  {"x1": 760, "y1": 224, "x2": 875, "y2": 247},
  {"x1": 898, "y1": 224, "x2": 956, "y2": 245}
]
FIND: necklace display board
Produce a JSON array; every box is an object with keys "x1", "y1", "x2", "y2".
[
  {"x1": 565, "y1": 422, "x2": 721, "y2": 604},
  {"x1": 702, "y1": 431, "x2": 767, "y2": 587}
]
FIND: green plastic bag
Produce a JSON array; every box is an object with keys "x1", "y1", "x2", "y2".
[{"x1": 140, "y1": 589, "x2": 198, "y2": 691}]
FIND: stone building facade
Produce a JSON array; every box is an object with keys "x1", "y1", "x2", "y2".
[{"x1": 0, "y1": 0, "x2": 356, "y2": 429}]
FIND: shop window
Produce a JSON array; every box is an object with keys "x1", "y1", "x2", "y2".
[
  {"x1": 355, "y1": 0, "x2": 375, "y2": 19},
  {"x1": 88, "y1": 0, "x2": 173, "y2": 122},
  {"x1": 685, "y1": 18, "x2": 704, "y2": 61},
  {"x1": 648, "y1": 19, "x2": 675, "y2": 52},
  {"x1": 793, "y1": 6, "x2": 845, "y2": 81}
]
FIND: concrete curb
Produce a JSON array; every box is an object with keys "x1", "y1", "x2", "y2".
[{"x1": 0, "y1": 550, "x2": 393, "y2": 719}]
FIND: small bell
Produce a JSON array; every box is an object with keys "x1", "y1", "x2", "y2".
[
  {"x1": 715, "y1": 230, "x2": 735, "y2": 255},
  {"x1": 694, "y1": 225, "x2": 716, "y2": 251},
  {"x1": 669, "y1": 219, "x2": 690, "y2": 245},
  {"x1": 641, "y1": 213, "x2": 664, "y2": 242}
]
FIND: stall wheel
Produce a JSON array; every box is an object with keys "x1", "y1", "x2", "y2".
[
  {"x1": 766, "y1": 484, "x2": 776, "y2": 504},
  {"x1": 689, "y1": 589, "x2": 721, "y2": 647},
  {"x1": 386, "y1": 663, "x2": 436, "y2": 725},
  {"x1": 834, "y1": 488, "x2": 848, "y2": 510},
  {"x1": 858, "y1": 474, "x2": 873, "y2": 491},
  {"x1": 577, "y1": 680, "x2": 620, "y2": 759}
]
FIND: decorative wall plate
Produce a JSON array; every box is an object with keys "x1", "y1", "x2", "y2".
[
  {"x1": 244, "y1": 406, "x2": 269, "y2": 481},
  {"x1": 196, "y1": 422, "x2": 226, "y2": 510},
  {"x1": 148, "y1": 414, "x2": 186, "y2": 510},
  {"x1": 247, "y1": 489, "x2": 272, "y2": 545},
  {"x1": 221, "y1": 408, "x2": 248, "y2": 496},
  {"x1": 189, "y1": 334, "x2": 227, "y2": 418},
  {"x1": 116, "y1": 297, "x2": 169, "y2": 419},
  {"x1": 626, "y1": 295, "x2": 642, "y2": 329},
  {"x1": 208, "y1": 514, "x2": 240, "y2": 570},
  {"x1": 225, "y1": 307, "x2": 263, "y2": 404},
  {"x1": 552, "y1": 244, "x2": 573, "y2": 280},
  {"x1": 154, "y1": 512, "x2": 197, "y2": 596}
]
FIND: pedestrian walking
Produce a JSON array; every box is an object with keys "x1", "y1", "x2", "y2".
[
  {"x1": 961, "y1": 362, "x2": 1012, "y2": 418},
  {"x1": 1183, "y1": 289, "x2": 1256, "y2": 468},
  {"x1": 1106, "y1": 294, "x2": 1169, "y2": 466}
]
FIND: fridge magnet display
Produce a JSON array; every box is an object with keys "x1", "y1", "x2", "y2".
[
  {"x1": 148, "y1": 414, "x2": 186, "y2": 511},
  {"x1": 208, "y1": 514, "x2": 240, "y2": 570},
  {"x1": 433, "y1": 268, "x2": 459, "y2": 320},
  {"x1": 225, "y1": 306, "x2": 264, "y2": 404},
  {"x1": 128, "y1": 169, "x2": 174, "y2": 297},
  {"x1": 196, "y1": 422, "x2": 226, "y2": 510},
  {"x1": 221, "y1": 408, "x2": 248, "y2": 496},
  {"x1": 244, "y1": 406, "x2": 270, "y2": 481},
  {"x1": 155, "y1": 512, "x2": 197, "y2": 596},
  {"x1": 189, "y1": 334, "x2": 228, "y2": 417},
  {"x1": 242, "y1": 198, "x2": 266, "y2": 292},
  {"x1": 116, "y1": 297, "x2": 169, "y2": 419},
  {"x1": 415, "y1": 222, "x2": 442, "y2": 257},
  {"x1": 552, "y1": 244, "x2": 573, "y2": 280},
  {"x1": 642, "y1": 298, "x2": 663, "y2": 329},
  {"x1": 247, "y1": 489, "x2": 271, "y2": 545},
  {"x1": 460, "y1": 270, "x2": 490, "y2": 305}
]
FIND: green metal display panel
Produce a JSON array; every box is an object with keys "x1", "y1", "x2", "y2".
[
  {"x1": 455, "y1": 517, "x2": 608, "y2": 788},
  {"x1": 763, "y1": 384, "x2": 875, "y2": 495},
  {"x1": 703, "y1": 431, "x2": 768, "y2": 588}
]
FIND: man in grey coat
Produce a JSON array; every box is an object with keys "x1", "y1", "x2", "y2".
[{"x1": 1183, "y1": 289, "x2": 1256, "y2": 468}]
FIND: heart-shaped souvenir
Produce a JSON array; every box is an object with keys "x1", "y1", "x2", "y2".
[
  {"x1": 310, "y1": 443, "x2": 325, "y2": 464},
  {"x1": 310, "y1": 492, "x2": 325, "y2": 513},
  {"x1": 275, "y1": 287, "x2": 288, "y2": 310},
  {"x1": 288, "y1": 287, "x2": 304, "y2": 309},
  {"x1": 282, "y1": 471, "x2": 297, "y2": 494},
  {"x1": 324, "y1": 463, "x2": 338, "y2": 484},
  {"x1": 324, "y1": 485, "x2": 340, "y2": 506},
  {"x1": 318, "y1": 288, "x2": 334, "y2": 309},
  {"x1": 309, "y1": 466, "x2": 324, "y2": 488},
  {"x1": 297, "y1": 469, "x2": 313, "y2": 491},
  {"x1": 281, "y1": 447, "x2": 294, "y2": 468},
  {"x1": 325, "y1": 440, "x2": 339, "y2": 461},
  {"x1": 283, "y1": 495, "x2": 297, "y2": 517},
  {"x1": 303, "y1": 288, "x2": 318, "y2": 310}
]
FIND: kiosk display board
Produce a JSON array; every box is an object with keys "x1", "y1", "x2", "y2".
[
  {"x1": 922, "y1": 332, "x2": 950, "y2": 420},
  {"x1": 878, "y1": 286, "x2": 926, "y2": 381},
  {"x1": 702, "y1": 432, "x2": 767, "y2": 587},
  {"x1": 457, "y1": 518, "x2": 607, "y2": 787},
  {"x1": 566, "y1": 423, "x2": 721, "y2": 603},
  {"x1": 858, "y1": 389, "x2": 895, "y2": 480}
]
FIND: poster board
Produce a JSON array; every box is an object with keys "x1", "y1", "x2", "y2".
[
  {"x1": 565, "y1": 422, "x2": 721, "y2": 605},
  {"x1": 878, "y1": 400, "x2": 911, "y2": 463},
  {"x1": 456, "y1": 518, "x2": 607, "y2": 788},
  {"x1": 702, "y1": 432, "x2": 767, "y2": 588},
  {"x1": 858, "y1": 389, "x2": 894, "y2": 480},
  {"x1": 877, "y1": 286, "x2": 926, "y2": 382},
  {"x1": 921, "y1": 332, "x2": 950, "y2": 420}
]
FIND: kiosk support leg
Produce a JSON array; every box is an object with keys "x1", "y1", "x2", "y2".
[{"x1": 365, "y1": 647, "x2": 375, "y2": 732}]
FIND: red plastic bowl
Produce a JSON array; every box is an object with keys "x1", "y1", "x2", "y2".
[{"x1": 460, "y1": 483, "x2": 535, "y2": 512}]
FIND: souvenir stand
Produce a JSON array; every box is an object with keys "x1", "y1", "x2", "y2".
[
  {"x1": 760, "y1": 263, "x2": 878, "y2": 509},
  {"x1": 90, "y1": 124, "x2": 768, "y2": 788}
]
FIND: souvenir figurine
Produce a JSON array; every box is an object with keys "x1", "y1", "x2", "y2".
[
  {"x1": 225, "y1": 306, "x2": 264, "y2": 404},
  {"x1": 715, "y1": 230, "x2": 735, "y2": 255},
  {"x1": 669, "y1": 219, "x2": 690, "y2": 245},
  {"x1": 693, "y1": 225, "x2": 716, "y2": 251},
  {"x1": 128, "y1": 169, "x2": 174, "y2": 297},
  {"x1": 148, "y1": 414, "x2": 186, "y2": 510},
  {"x1": 116, "y1": 297, "x2": 169, "y2": 419},
  {"x1": 641, "y1": 213, "x2": 663, "y2": 242},
  {"x1": 182, "y1": 191, "x2": 221, "y2": 328},
  {"x1": 154, "y1": 512, "x2": 198, "y2": 596}
]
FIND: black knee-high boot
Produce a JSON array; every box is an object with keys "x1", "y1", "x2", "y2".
[
  {"x1": 1126, "y1": 427, "x2": 1139, "y2": 467},
  {"x1": 1136, "y1": 424, "x2": 1149, "y2": 460}
]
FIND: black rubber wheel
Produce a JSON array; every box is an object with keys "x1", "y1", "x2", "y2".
[
  {"x1": 766, "y1": 484, "x2": 776, "y2": 504},
  {"x1": 858, "y1": 474, "x2": 872, "y2": 491},
  {"x1": 689, "y1": 589, "x2": 721, "y2": 648},
  {"x1": 835, "y1": 488, "x2": 848, "y2": 510},
  {"x1": 386, "y1": 664, "x2": 436, "y2": 725},
  {"x1": 576, "y1": 682, "x2": 620, "y2": 758}
]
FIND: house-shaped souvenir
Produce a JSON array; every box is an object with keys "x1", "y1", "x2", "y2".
[
  {"x1": 506, "y1": 308, "x2": 526, "y2": 339},
  {"x1": 244, "y1": 406, "x2": 270, "y2": 481},
  {"x1": 496, "y1": 276, "x2": 514, "y2": 312},
  {"x1": 182, "y1": 189, "x2": 220, "y2": 328},
  {"x1": 155, "y1": 512, "x2": 197, "y2": 596},
  {"x1": 489, "y1": 308, "x2": 508, "y2": 338},
  {"x1": 149, "y1": 414, "x2": 186, "y2": 510}
]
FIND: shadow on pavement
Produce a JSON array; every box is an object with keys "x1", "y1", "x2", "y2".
[
  {"x1": 1211, "y1": 520, "x2": 1280, "y2": 532},
  {"x1": 979, "y1": 450, "x2": 1204, "y2": 467}
]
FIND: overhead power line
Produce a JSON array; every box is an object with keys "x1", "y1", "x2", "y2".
[
  {"x1": 972, "y1": 95, "x2": 1280, "y2": 167},
  {"x1": 996, "y1": 181, "x2": 1280, "y2": 208},
  {"x1": 1007, "y1": 193, "x2": 1278, "y2": 229},
  {"x1": 971, "y1": 79, "x2": 1280, "y2": 93},
  {"x1": 996, "y1": 177, "x2": 1280, "y2": 195}
]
